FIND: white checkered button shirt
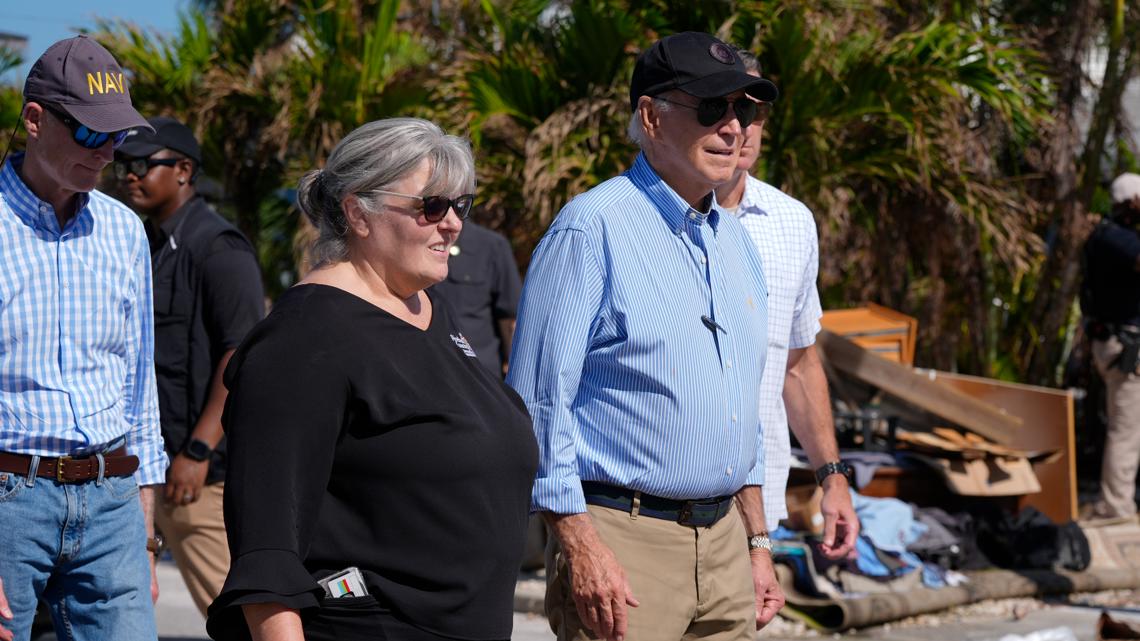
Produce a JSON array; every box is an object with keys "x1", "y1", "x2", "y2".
[
  {"x1": 0, "y1": 154, "x2": 167, "y2": 485},
  {"x1": 734, "y1": 175, "x2": 823, "y2": 526}
]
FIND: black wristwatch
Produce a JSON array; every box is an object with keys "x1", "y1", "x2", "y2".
[
  {"x1": 183, "y1": 438, "x2": 213, "y2": 462},
  {"x1": 815, "y1": 461, "x2": 854, "y2": 486}
]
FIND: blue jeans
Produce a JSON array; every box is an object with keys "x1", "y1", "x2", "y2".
[{"x1": 0, "y1": 466, "x2": 156, "y2": 641}]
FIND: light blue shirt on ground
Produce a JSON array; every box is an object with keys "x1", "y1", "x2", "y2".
[
  {"x1": 0, "y1": 153, "x2": 166, "y2": 485},
  {"x1": 507, "y1": 153, "x2": 769, "y2": 514}
]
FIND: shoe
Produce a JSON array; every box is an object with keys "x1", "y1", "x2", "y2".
[
  {"x1": 1097, "y1": 610, "x2": 1140, "y2": 640},
  {"x1": 1079, "y1": 502, "x2": 1137, "y2": 527}
]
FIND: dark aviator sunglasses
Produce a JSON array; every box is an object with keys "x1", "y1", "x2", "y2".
[
  {"x1": 113, "y1": 157, "x2": 180, "y2": 181},
  {"x1": 368, "y1": 189, "x2": 475, "y2": 222},
  {"x1": 43, "y1": 104, "x2": 129, "y2": 150},
  {"x1": 656, "y1": 96, "x2": 771, "y2": 128}
]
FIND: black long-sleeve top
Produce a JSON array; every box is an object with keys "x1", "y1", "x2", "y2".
[{"x1": 206, "y1": 284, "x2": 538, "y2": 640}]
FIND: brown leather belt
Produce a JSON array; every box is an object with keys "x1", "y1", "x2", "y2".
[{"x1": 0, "y1": 447, "x2": 139, "y2": 483}]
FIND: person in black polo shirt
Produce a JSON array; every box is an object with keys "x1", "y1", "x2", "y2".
[
  {"x1": 115, "y1": 117, "x2": 265, "y2": 615},
  {"x1": 430, "y1": 221, "x2": 522, "y2": 376},
  {"x1": 1082, "y1": 172, "x2": 1140, "y2": 525}
]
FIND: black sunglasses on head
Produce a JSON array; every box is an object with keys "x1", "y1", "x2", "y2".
[
  {"x1": 42, "y1": 104, "x2": 129, "y2": 150},
  {"x1": 656, "y1": 96, "x2": 771, "y2": 128},
  {"x1": 368, "y1": 189, "x2": 475, "y2": 222},
  {"x1": 113, "y1": 157, "x2": 180, "y2": 181}
]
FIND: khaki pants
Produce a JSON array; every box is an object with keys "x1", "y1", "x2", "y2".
[
  {"x1": 546, "y1": 503, "x2": 755, "y2": 641},
  {"x1": 155, "y1": 482, "x2": 230, "y2": 616},
  {"x1": 1093, "y1": 337, "x2": 1140, "y2": 518}
]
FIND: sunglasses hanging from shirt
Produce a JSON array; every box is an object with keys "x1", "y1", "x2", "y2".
[
  {"x1": 656, "y1": 96, "x2": 772, "y2": 128},
  {"x1": 43, "y1": 104, "x2": 129, "y2": 150}
]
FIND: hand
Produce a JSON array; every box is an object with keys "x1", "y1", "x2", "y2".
[
  {"x1": 749, "y1": 549, "x2": 785, "y2": 629},
  {"x1": 164, "y1": 454, "x2": 209, "y2": 506},
  {"x1": 817, "y1": 476, "x2": 859, "y2": 559},
  {"x1": 563, "y1": 539, "x2": 640, "y2": 641},
  {"x1": 150, "y1": 551, "x2": 160, "y2": 604},
  {"x1": 0, "y1": 576, "x2": 13, "y2": 641}
]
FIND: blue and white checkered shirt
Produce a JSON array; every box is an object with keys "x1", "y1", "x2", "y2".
[
  {"x1": 0, "y1": 154, "x2": 166, "y2": 485},
  {"x1": 733, "y1": 175, "x2": 822, "y2": 525},
  {"x1": 507, "y1": 153, "x2": 769, "y2": 514}
]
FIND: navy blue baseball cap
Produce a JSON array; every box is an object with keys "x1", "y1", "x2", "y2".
[
  {"x1": 630, "y1": 32, "x2": 779, "y2": 111},
  {"x1": 117, "y1": 116, "x2": 202, "y2": 163}
]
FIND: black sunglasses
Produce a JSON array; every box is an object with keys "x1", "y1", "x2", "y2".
[
  {"x1": 656, "y1": 96, "x2": 770, "y2": 128},
  {"x1": 43, "y1": 104, "x2": 129, "y2": 150},
  {"x1": 113, "y1": 157, "x2": 181, "y2": 181},
  {"x1": 369, "y1": 189, "x2": 475, "y2": 222}
]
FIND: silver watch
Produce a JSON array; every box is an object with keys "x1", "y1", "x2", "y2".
[{"x1": 747, "y1": 532, "x2": 772, "y2": 552}]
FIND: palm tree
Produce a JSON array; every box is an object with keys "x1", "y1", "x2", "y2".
[
  {"x1": 94, "y1": 0, "x2": 431, "y2": 295},
  {"x1": 1, "y1": 46, "x2": 25, "y2": 157}
]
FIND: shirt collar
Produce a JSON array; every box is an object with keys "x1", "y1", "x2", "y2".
[
  {"x1": 1, "y1": 152, "x2": 93, "y2": 233},
  {"x1": 736, "y1": 174, "x2": 771, "y2": 218},
  {"x1": 627, "y1": 153, "x2": 722, "y2": 233},
  {"x1": 147, "y1": 195, "x2": 202, "y2": 252}
]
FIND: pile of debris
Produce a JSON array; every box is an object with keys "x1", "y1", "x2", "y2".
[{"x1": 771, "y1": 304, "x2": 1140, "y2": 632}]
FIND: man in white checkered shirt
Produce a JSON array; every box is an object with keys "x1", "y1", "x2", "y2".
[{"x1": 716, "y1": 48, "x2": 859, "y2": 561}]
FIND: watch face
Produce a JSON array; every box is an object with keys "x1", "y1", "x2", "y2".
[{"x1": 184, "y1": 439, "x2": 211, "y2": 461}]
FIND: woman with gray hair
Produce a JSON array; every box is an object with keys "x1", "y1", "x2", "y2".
[{"x1": 205, "y1": 118, "x2": 538, "y2": 641}]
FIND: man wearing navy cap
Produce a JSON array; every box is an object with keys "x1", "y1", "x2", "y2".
[
  {"x1": 0, "y1": 36, "x2": 166, "y2": 640},
  {"x1": 115, "y1": 117, "x2": 264, "y2": 616},
  {"x1": 509, "y1": 32, "x2": 783, "y2": 641}
]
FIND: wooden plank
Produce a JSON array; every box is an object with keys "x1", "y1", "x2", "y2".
[
  {"x1": 818, "y1": 330, "x2": 1022, "y2": 444},
  {"x1": 921, "y1": 371, "x2": 1077, "y2": 523}
]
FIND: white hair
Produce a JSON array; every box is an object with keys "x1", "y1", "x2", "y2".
[{"x1": 626, "y1": 97, "x2": 673, "y2": 148}]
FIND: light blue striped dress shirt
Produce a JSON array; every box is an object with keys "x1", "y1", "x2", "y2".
[
  {"x1": 0, "y1": 154, "x2": 166, "y2": 485},
  {"x1": 507, "y1": 153, "x2": 769, "y2": 515}
]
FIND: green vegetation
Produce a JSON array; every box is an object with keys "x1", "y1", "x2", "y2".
[{"x1": 1, "y1": 0, "x2": 1137, "y2": 386}]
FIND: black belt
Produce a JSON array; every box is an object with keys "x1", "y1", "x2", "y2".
[{"x1": 582, "y1": 481, "x2": 735, "y2": 527}]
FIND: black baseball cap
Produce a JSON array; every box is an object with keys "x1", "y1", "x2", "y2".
[
  {"x1": 23, "y1": 35, "x2": 152, "y2": 134},
  {"x1": 117, "y1": 117, "x2": 202, "y2": 163},
  {"x1": 629, "y1": 32, "x2": 779, "y2": 111}
]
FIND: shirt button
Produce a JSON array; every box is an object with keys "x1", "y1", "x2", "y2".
[
  {"x1": 726, "y1": 359, "x2": 733, "y2": 368},
  {"x1": 726, "y1": 467, "x2": 733, "y2": 475},
  {"x1": 732, "y1": 414, "x2": 738, "y2": 422},
  {"x1": 689, "y1": 212, "x2": 697, "y2": 220},
  {"x1": 700, "y1": 256, "x2": 707, "y2": 264}
]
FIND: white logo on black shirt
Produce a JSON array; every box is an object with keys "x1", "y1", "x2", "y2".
[{"x1": 450, "y1": 333, "x2": 477, "y2": 358}]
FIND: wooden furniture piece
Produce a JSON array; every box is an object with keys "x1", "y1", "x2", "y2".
[{"x1": 820, "y1": 303, "x2": 918, "y2": 365}]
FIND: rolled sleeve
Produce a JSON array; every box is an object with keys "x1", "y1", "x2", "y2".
[
  {"x1": 123, "y1": 240, "x2": 167, "y2": 485},
  {"x1": 789, "y1": 227, "x2": 822, "y2": 350},
  {"x1": 507, "y1": 228, "x2": 605, "y2": 515}
]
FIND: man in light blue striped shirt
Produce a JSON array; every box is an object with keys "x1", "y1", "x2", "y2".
[
  {"x1": 0, "y1": 37, "x2": 166, "y2": 641},
  {"x1": 508, "y1": 32, "x2": 783, "y2": 641}
]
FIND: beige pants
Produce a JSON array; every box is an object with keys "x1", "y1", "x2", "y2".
[
  {"x1": 1093, "y1": 337, "x2": 1140, "y2": 518},
  {"x1": 546, "y1": 503, "x2": 755, "y2": 641},
  {"x1": 155, "y1": 482, "x2": 230, "y2": 616}
]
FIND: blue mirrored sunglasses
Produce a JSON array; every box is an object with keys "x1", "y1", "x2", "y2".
[{"x1": 43, "y1": 105, "x2": 129, "y2": 150}]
